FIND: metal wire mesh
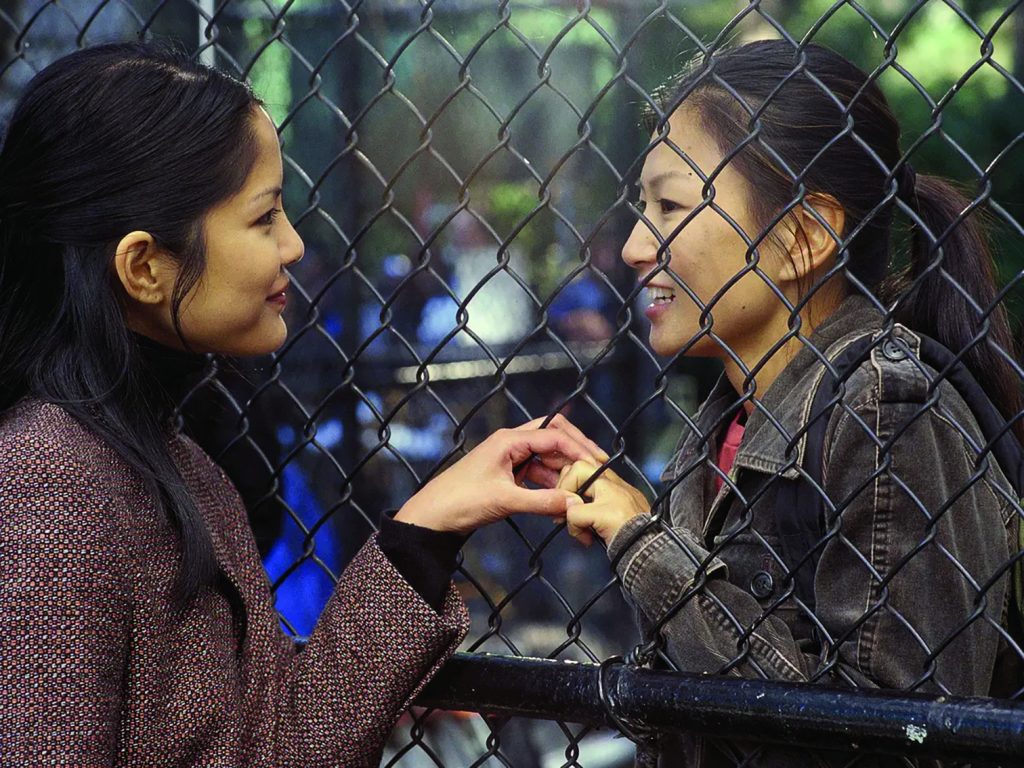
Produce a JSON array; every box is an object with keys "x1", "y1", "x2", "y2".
[{"x1": 3, "y1": 1, "x2": 1023, "y2": 765}]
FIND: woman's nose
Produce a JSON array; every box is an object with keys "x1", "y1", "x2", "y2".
[
  {"x1": 621, "y1": 218, "x2": 658, "y2": 271},
  {"x1": 282, "y1": 215, "x2": 305, "y2": 266}
]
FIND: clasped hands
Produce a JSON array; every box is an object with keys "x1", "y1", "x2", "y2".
[{"x1": 396, "y1": 414, "x2": 649, "y2": 546}]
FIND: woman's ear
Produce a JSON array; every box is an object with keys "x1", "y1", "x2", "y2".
[
  {"x1": 775, "y1": 194, "x2": 846, "y2": 283},
  {"x1": 113, "y1": 231, "x2": 176, "y2": 305}
]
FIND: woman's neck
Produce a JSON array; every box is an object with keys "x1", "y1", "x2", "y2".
[
  {"x1": 722, "y1": 284, "x2": 847, "y2": 413},
  {"x1": 723, "y1": 337, "x2": 802, "y2": 415},
  {"x1": 133, "y1": 333, "x2": 208, "y2": 422}
]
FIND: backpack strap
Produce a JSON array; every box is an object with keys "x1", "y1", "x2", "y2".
[
  {"x1": 774, "y1": 330, "x2": 1024, "y2": 626},
  {"x1": 774, "y1": 334, "x2": 877, "y2": 614},
  {"x1": 915, "y1": 335, "x2": 1024, "y2": 492}
]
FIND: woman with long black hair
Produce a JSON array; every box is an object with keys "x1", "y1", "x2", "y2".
[
  {"x1": 556, "y1": 40, "x2": 1022, "y2": 765},
  {"x1": 0, "y1": 42, "x2": 601, "y2": 766}
]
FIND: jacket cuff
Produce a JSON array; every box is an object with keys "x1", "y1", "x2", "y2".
[
  {"x1": 326, "y1": 536, "x2": 471, "y2": 723},
  {"x1": 378, "y1": 515, "x2": 466, "y2": 613},
  {"x1": 608, "y1": 515, "x2": 728, "y2": 621}
]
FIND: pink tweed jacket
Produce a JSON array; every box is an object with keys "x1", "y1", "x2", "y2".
[{"x1": 0, "y1": 400, "x2": 470, "y2": 767}]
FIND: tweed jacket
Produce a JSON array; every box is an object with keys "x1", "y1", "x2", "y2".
[
  {"x1": 0, "y1": 399, "x2": 470, "y2": 767},
  {"x1": 607, "y1": 295, "x2": 1019, "y2": 766}
]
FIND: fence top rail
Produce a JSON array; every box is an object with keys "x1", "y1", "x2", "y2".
[{"x1": 417, "y1": 653, "x2": 1024, "y2": 762}]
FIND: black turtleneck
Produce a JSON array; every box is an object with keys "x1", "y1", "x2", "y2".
[
  {"x1": 377, "y1": 515, "x2": 466, "y2": 613},
  {"x1": 133, "y1": 332, "x2": 209, "y2": 420},
  {"x1": 135, "y1": 333, "x2": 463, "y2": 613}
]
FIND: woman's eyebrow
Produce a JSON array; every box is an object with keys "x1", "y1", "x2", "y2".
[
  {"x1": 639, "y1": 169, "x2": 694, "y2": 192},
  {"x1": 249, "y1": 186, "x2": 282, "y2": 204}
]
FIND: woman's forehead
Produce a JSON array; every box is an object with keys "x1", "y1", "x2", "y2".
[
  {"x1": 238, "y1": 112, "x2": 283, "y2": 193},
  {"x1": 640, "y1": 144, "x2": 712, "y2": 189},
  {"x1": 642, "y1": 112, "x2": 724, "y2": 184}
]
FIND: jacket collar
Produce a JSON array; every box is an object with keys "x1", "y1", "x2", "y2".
[{"x1": 694, "y1": 294, "x2": 885, "y2": 480}]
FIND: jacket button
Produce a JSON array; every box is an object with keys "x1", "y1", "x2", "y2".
[
  {"x1": 881, "y1": 338, "x2": 908, "y2": 362},
  {"x1": 750, "y1": 570, "x2": 775, "y2": 599}
]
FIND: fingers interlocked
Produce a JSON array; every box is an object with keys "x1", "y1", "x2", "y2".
[{"x1": 556, "y1": 460, "x2": 652, "y2": 547}]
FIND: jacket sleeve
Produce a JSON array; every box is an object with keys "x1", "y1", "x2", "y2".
[
  {"x1": 608, "y1": 394, "x2": 1013, "y2": 694},
  {"x1": 249, "y1": 534, "x2": 470, "y2": 767},
  {"x1": 0, "y1": 443, "x2": 129, "y2": 767}
]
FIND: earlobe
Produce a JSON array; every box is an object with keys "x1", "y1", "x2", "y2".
[{"x1": 113, "y1": 231, "x2": 172, "y2": 305}]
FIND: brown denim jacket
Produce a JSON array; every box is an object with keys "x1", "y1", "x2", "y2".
[{"x1": 607, "y1": 295, "x2": 1019, "y2": 766}]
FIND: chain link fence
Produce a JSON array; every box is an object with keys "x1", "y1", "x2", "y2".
[{"x1": 3, "y1": 0, "x2": 1023, "y2": 765}]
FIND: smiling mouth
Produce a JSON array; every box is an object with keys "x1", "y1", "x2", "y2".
[{"x1": 646, "y1": 286, "x2": 676, "y2": 306}]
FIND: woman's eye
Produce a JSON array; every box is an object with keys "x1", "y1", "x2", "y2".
[
  {"x1": 257, "y1": 207, "x2": 281, "y2": 227},
  {"x1": 635, "y1": 198, "x2": 686, "y2": 217}
]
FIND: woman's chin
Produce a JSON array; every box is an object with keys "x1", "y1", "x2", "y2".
[
  {"x1": 651, "y1": 330, "x2": 731, "y2": 363},
  {"x1": 211, "y1": 322, "x2": 288, "y2": 358},
  {"x1": 649, "y1": 326, "x2": 695, "y2": 358},
  {"x1": 249, "y1": 326, "x2": 288, "y2": 357}
]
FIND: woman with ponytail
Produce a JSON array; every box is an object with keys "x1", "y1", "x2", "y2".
[
  {"x1": 555, "y1": 40, "x2": 1022, "y2": 764},
  {"x1": 0, "y1": 43, "x2": 602, "y2": 766}
]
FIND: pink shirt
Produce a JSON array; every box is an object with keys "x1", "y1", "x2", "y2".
[{"x1": 715, "y1": 411, "x2": 746, "y2": 491}]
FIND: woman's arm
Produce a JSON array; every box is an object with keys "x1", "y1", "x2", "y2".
[
  {"x1": 260, "y1": 533, "x2": 469, "y2": 767},
  {"x1": 247, "y1": 417, "x2": 604, "y2": 766}
]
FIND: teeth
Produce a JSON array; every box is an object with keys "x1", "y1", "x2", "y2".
[{"x1": 646, "y1": 286, "x2": 675, "y2": 305}]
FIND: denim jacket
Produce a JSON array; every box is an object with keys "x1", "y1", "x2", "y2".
[{"x1": 607, "y1": 295, "x2": 1019, "y2": 765}]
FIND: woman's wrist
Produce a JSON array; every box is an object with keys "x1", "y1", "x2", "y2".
[
  {"x1": 394, "y1": 500, "x2": 453, "y2": 532},
  {"x1": 377, "y1": 514, "x2": 467, "y2": 612},
  {"x1": 597, "y1": 508, "x2": 647, "y2": 545}
]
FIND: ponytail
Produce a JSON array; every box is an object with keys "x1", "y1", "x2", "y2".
[{"x1": 887, "y1": 172, "x2": 1023, "y2": 442}]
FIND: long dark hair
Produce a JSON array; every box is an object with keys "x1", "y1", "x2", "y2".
[
  {"x1": 0, "y1": 42, "x2": 262, "y2": 603},
  {"x1": 645, "y1": 40, "x2": 1022, "y2": 440}
]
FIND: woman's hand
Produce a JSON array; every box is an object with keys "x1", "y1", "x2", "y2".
[
  {"x1": 556, "y1": 461, "x2": 651, "y2": 546},
  {"x1": 394, "y1": 414, "x2": 605, "y2": 534}
]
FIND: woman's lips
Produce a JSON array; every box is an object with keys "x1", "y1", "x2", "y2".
[
  {"x1": 266, "y1": 290, "x2": 287, "y2": 308},
  {"x1": 643, "y1": 286, "x2": 676, "y2": 320},
  {"x1": 644, "y1": 297, "x2": 674, "y2": 320}
]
